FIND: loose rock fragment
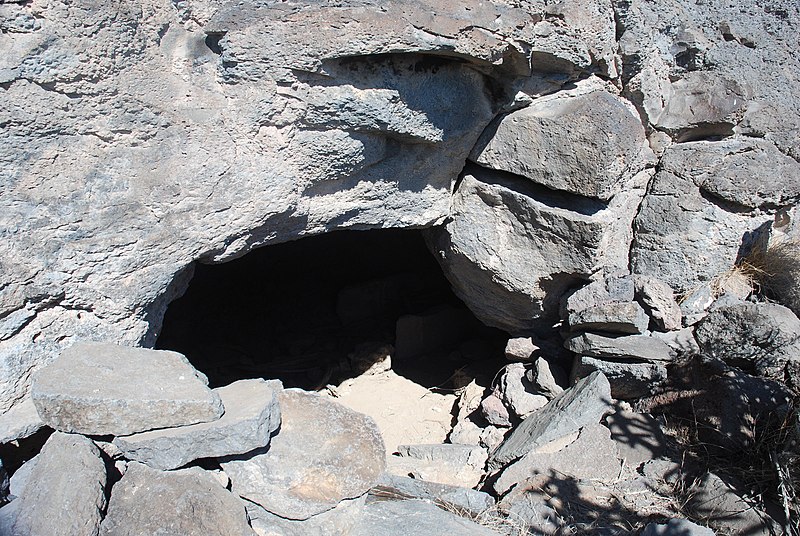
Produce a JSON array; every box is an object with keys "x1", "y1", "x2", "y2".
[
  {"x1": 221, "y1": 390, "x2": 385, "y2": 520},
  {"x1": 31, "y1": 342, "x2": 223, "y2": 436},
  {"x1": 565, "y1": 332, "x2": 673, "y2": 362},
  {"x1": 572, "y1": 355, "x2": 667, "y2": 400},
  {"x1": 568, "y1": 301, "x2": 650, "y2": 334},
  {"x1": 351, "y1": 499, "x2": 500, "y2": 536},
  {"x1": 114, "y1": 379, "x2": 281, "y2": 470}
]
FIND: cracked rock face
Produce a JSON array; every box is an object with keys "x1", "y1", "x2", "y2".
[{"x1": 0, "y1": 0, "x2": 799, "y2": 419}]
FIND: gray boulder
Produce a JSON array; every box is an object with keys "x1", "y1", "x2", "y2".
[
  {"x1": 685, "y1": 472, "x2": 778, "y2": 535},
  {"x1": 695, "y1": 302, "x2": 800, "y2": 380},
  {"x1": 568, "y1": 301, "x2": 650, "y2": 335},
  {"x1": 504, "y1": 337, "x2": 537, "y2": 361},
  {"x1": 572, "y1": 355, "x2": 667, "y2": 400},
  {"x1": 480, "y1": 394, "x2": 512, "y2": 428},
  {"x1": 113, "y1": 379, "x2": 281, "y2": 470},
  {"x1": 221, "y1": 389, "x2": 385, "y2": 520},
  {"x1": 631, "y1": 140, "x2": 800, "y2": 293},
  {"x1": 488, "y1": 371, "x2": 613, "y2": 471},
  {"x1": 563, "y1": 276, "x2": 635, "y2": 317},
  {"x1": 351, "y1": 499, "x2": 500, "y2": 536},
  {"x1": 32, "y1": 342, "x2": 223, "y2": 436},
  {"x1": 8, "y1": 455, "x2": 38, "y2": 499},
  {"x1": 565, "y1": 332, "x2": 673, "y2": 362},
  {"x1": 99, "y1": 462, "x2": 254, "y2": 536},
  {"x1": 605, "y1": 411, "x2": 667, "y2": 470},
  {"x1": 470, "y1": 84, "x2": 653, "y2": 201},
  {"x1": 10, "y1": 432, "x2": 107, "y2": 536}
]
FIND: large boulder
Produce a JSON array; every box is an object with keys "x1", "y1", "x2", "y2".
[
  {"x1": 9, "y1": 432, "x2": 107, "y2": 536},
  {"x1": 631, "y1": 140, "x2": 800, "y2": 293},
  {"x1": 99, "y1": 463, "x2": 254, "y2": 536},
  {"x1": 221, "y1": 390, "x2": 385, "y2": 520},
  {"x1": 31, "y1": 342, "x2": 223, "y2": 436}
]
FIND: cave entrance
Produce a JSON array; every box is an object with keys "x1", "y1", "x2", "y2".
[{"x1": 155, "y1": 229, "x2": 506, "y2": 393}]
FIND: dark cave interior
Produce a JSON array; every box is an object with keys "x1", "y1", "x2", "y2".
[{"x1": 156, "y1": 228, "x2": 508, "y2": 390}]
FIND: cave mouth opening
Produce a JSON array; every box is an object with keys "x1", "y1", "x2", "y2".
[{"x1": 156, "y1": 228, "x2": 508, "y2": 392}]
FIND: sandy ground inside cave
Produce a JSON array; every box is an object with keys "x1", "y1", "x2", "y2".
[{"x1": 322, "y1": 367, "x2": 458, "y2": 455}]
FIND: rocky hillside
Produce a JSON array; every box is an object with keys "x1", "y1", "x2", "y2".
[{"x1": 1, "y1": 0, "x2": 799, "y2": 534}]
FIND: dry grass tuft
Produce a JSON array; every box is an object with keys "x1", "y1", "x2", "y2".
[{"x1": 741, "y1": 238, "x2": 800, "y2": 315}]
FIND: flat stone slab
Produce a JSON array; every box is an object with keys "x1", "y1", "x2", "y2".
[
  {"x1": 32, "y1": 342, "x2": 223, "y2": 435},
  {"x1": 374, "y1": 474, "x2": 495, "y2": 516},
  {"x1": 245, "y1": 494, "x2": 366, "y2": 536},
  {"x1": 100, "y1": 462, "x2": 253, "y2": 536},
  {"x1": 114, "y1": 379, "x2": 280, "y2": 470},
  {"x1": 221, "y1": 389, "x2": 385, "y2": 520},
  {"x1": 568, "y1": 301, "x2": 650, "y2": 335},
  {"x1": 488, "y1": 371, "x2": 612, "y2": 471},
  {"x1": 10, "y1": 431, "x2": 107, "y2": 536},
  {"x1": 565, "y1": 332, "x2": 673, "y2": 362},
  {"x1": 572, "y1": 355, "x2": 667, "y2": 400},
  {"x1": 494, "y1": 423, "x2": 621, "y2": 495},
  {"x1": 351, "y1": 499, "x2": 500, "y2": 536}
]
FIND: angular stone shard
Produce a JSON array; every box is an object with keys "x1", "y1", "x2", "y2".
[
  {"x1": 564, "y1": 276, "x2": 636, "y2": 317},
  {"x1": 488, "y1": 371, "x2": 613, "y2": 471},
  {"x1": 245, "y1": 494, "x2": 366, "y2": 536},
  {"x1": 568, "y1": 301, "x2": 650, "y2": 335},
  {"x1": 114, "y1": 379, "x2": 281, "y2": 470},
  {"x1": 11, "y1": 432, "x2": 107, "y2": 536},
  {"x1": 99, "y1": 463, "x2": 254, "y2": 536},
  {"x1": 565, "y1": 332, "x2": 673, "y2": 362},
  {"x1": 31, "y1": 342, "x2": 223, "y2": 436},
  {"x1": 494, "y1": 423, "x2": 621, "y2": 495},
  {"x1": 221, "y1": 390, "x2": 385, "y2": 520},
  {"x1": 351, "y1": 499, "x2": 499, "y2": 536},
  {"x1": 497, "y1": 363, "x2": 548, "y2": 419}
]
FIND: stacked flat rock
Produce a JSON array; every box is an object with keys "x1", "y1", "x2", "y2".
[
  {"x1": 114, "y1": 379, "x2": 281, "y2": 470},
  {"x1": 31, "y1": 342, "x2": 223, "y2": 436},
  {"x1": 564, "y1": 276, "x2": 681, "y2": 399}
]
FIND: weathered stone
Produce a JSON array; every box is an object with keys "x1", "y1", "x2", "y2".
[
  {"x1": 497, "y1": 363, "x2": 548, "y2": 420},
  {"x1": 99, "y1": 462, "x2": 253, "y2": 536},
  {"x1": 563, "y1": 276, "x2": 636, "y2": 317},
  {"x1": 31, "y1": 342, "x2": 223, "y2": 436},
  {"x1": 653, "y1": 72, "x2": 750, "y2": 141},
  {"x1": 526, "y1": 357, "x2": 566, "y2": 399},
  {"x1": 374, "y1": 474, "x2": 495, "y2": 516},
  {"x1": 605, "y1": 411, "x2": 666, "y2": 470},
  {"x1": 568, "y1": 301, "x2": 650, "y2": 334},
  {"x1": 470, "y1": 83, "x2": 653, "y2": 201},
  {"x1": 641, "y1": 518, "x2": 715, "y2": 536},
  {"x1": 8, "y1": 455, "x2": 37, "y2": 500},
  {"x1": 685, "y1": 472, "x2": 779, "y2": 535},
  {"x1": 114, "y1": 379, "x2": 281, "y2": 470},
  {"x1": 0, "y1": 398, "x2": 43, "y2": 444},
  {"x1": 695, "y1": 302, "x2": 800, "y2": 380},
  {"x1": 633, "y1": 276, "x2": 682, "y2": 331},
  {"x1": 500, "y1": 494, "x2": 563, "y2": 536},
  {"x1": 396, "y1": 444, "x2": 487, "y2": 470},
  {"x1": 221, "y1": 390, "x2": 385, "y2": 520},
  {"x1": 0, "y1": 501, "x2": 18, "y2": 536},
  {"x1": 631, "y1": 141, "x2": 799, "y2": 293},
  {"x1": 504, "y1": 337, "x2": 537, "y2": 361},
  {"x1": 426, "y1": 165, "x2": 651, "y2": 333},
  {"x1": 245, "y1": 494, "x2": 366, "y2": 536},
  {"x1": 651, "y1": 327, "x2": 701, "y2": 356},
  {"x1": 489, "y1": 371, "x2": 613, "y2": 471},
  {"x1": 11, "y1": 432, "x2": 107, "y2": 536},
  {"x1": 386, "y1": 455, "x2": 486, "y2": 489},
  {"x1": 455, "y1": 380, "x2": 486, "y2": 422},
  {"x1": 572, "y1": 355, "x2": 667, "y2": 400},
  {"x1": 494, "y1": 424, "x2": 621, "y2": 496},
  {"x1": 0, "y1": 459, "x2": 7, "y2": 504},
  {"x1": 566, "y1": 332, "x2": 673, "y2": 362},
  {"x1": 448, "y1": 419, "x2": 484, "y2": 447},
  {"x1": 679, "y1": 285, "x2": 714, "y2": 327},
  {"x1": 480, "y1": 394, "x2": 511, "y2": 427},
  {"x1": 351, "y1": 499, "x2": 499, "y2": 536}
]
